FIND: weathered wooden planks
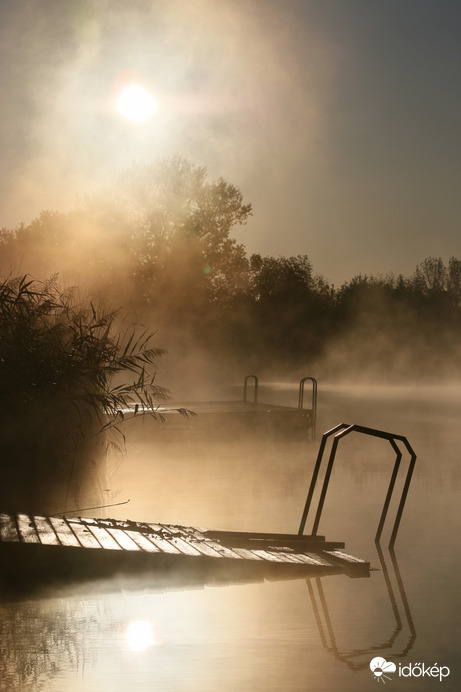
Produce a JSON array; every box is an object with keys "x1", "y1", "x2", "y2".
[
  {"x1": 202, "y1": 529, "x2": 345, "y2": 551},
  {"x1": 66, "y1": 519, "x2": 102, "y2": 549},
  {"x1": 0, "y1": 512, "x2": 370, "y2": 594},
  {"x1": 318, "y1": 549, "x2": 371, "y2": 578},
  {"x1": 86, "y1": 524, "x2": 123, "y2": 550},
  {"x1": 34, "y1": 515, "x2": 61, "y2": 546},
  {"x1": 0, "y1": 514, "x2": 19, "y2": 542},
  {"x1": 48, "y1": 516, "x2": 81, "y2": 548},
  {"x1": 122, "y1": 529, "x2": 161, "y2": 553},
  {"x1": 16, "y1": 514, "x2": 40, "y2": 543}
]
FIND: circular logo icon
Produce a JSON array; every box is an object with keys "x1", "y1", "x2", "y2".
[{"x1": 370, "y1": 657, "x2": 397, "y2": 682}]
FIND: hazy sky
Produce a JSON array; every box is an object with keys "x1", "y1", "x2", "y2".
[{"x1": 1, "y1": 0, "x2": 460, "y2": 284}]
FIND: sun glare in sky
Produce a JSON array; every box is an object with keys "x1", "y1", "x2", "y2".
[{"x1": 116, "y1": 84, "x2": 158, "y2": 121}]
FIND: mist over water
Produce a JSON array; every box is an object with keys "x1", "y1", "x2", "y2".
[
  {"x1": 1, "y1": 381, "x2": 460, "y2": 691},
  {"x1": 1, "y1": 5, "x2": 461, "y2": 687}
]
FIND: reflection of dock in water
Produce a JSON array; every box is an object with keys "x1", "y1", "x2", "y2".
[{"x1": 0, "y1": 513, "x2": 368, "y2": 598}]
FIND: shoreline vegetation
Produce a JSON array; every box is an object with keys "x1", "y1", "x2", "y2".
[
  {"x1": 2, "y1": 159, "x2": 459, "y2": 383},
  {"x1": 1, "y1": 157, "x2": 460, "y2": 510},
  {"x1": 0, "y1": 275, "x2": 170, "y2": 514}
]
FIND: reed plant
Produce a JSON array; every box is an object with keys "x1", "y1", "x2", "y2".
[{"x1": 0, "y1": 274, "x2": 171, "y2": 513}]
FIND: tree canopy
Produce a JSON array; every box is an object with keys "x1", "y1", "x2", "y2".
[
  {"x1": 2, "y1": 158, "x2": 461, "y2": 381},
  {"x1": 0, "y1": 157, "x2": 252, "y2": 315}
]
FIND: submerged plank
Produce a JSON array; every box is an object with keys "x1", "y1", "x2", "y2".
[
  {"x1": 321, "y1": 549, "x2": 370, "y2": 578},
  {"x1": 323, "y1": 550, "x2": 368, "y2": 565}
]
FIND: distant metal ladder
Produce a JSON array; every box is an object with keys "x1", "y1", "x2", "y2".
[
  {"x1": 298, "y1": 423, "x2": 416, "y2": 547},
  {"x1": 243, "y1": 375, "x2": 318, "y2": 440},
  {"x1": 243, "y1": 374, "x2": 259, "y2": 403},
  {"x1": 298, "y1": 377, "x2": 317, "y2": 441}
]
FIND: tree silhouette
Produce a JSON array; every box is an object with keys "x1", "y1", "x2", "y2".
[
  {"x1": 2, "y1": 163, "x2": 461, "y2": 380},
  {"x1": 0, "y1": 157, "x2": 253, "y2": 318},
  {"x1": 78, "y1": 156, "x2": 252, "y2": 314}
]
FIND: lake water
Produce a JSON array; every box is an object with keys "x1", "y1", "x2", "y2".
[{"x1": 1, "y1": 383, "x2": 460, "y2": 691}]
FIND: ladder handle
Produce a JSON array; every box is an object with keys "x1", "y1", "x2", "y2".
[
  {"x1": 299, "y1": 423, "x2": 416, "y2": 548},
  {"x1": 243, "y1": 375, "x2": 259, "y2": 403},
  {"x1": 298, "y1": 377, "x2": 318, "y2": 441}
]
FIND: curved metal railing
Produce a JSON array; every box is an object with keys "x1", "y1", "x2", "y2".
[
  {"x1": 298, "y1": 377, "x2": 318, "y2": 440},
  {"x1": 243, "y1": 374, "x2": 259, "y2": 403},
  {"x1": 298, "y1": 423, "x2": 416, "y2": 547}
]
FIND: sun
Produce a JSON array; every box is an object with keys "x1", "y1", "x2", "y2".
[{"x1": 117, "y1": 84, "x2": 158, "y2": 122}]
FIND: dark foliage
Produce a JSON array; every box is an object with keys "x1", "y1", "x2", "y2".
[
  {"x1": 0, "y1": 275, "x2": 169, "y2": 512},
  {"x1": 1, "y1": 159, "x2": 461, "y2": 383}
]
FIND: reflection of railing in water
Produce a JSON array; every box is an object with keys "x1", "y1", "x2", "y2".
[
  {"x1": 300, "y1": 423, "x2": 417, "y2": 669},
  {"x1": 298, "y1": 423, "x2": 417, "y2": 547},
  {"x1": 307, "y1": 545, "x2": 417, "y2": 671}
]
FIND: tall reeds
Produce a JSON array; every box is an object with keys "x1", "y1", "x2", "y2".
[{"x1": 0, "y1": 275, "x2": 169, "y2": 513}]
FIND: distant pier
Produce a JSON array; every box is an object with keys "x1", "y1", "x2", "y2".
[{"x1": 126, "y1": 375, "x2": 318, "y2": 440}]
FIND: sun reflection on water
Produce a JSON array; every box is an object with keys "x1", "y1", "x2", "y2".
[{"x1": 125, "y1": 620, "x2": 155, "y2": 652}]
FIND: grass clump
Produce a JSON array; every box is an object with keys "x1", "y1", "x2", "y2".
[{"x1": 0, "y1": 274, "x2": 169, "y2": 513}]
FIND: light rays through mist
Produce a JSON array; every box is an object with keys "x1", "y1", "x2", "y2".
[{"x1": 0, "y1": 0, "x2": 332, "y2": 265}]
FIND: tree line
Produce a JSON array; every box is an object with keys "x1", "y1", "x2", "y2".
[{"x1": 1, "y1": 157, "x2": 460, "y2": 381}]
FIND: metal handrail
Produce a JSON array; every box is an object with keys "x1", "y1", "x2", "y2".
[
  {"x1": 298, "y1": 377, "x2": 318, "y2": 440},
  {"x1": 298, "y1": 423, "x2": 416, "y2": 547},
  {"x1": 243, "y1": 375, "x2": 259, "y2": 403}
]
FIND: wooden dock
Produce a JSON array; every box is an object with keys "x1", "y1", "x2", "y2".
[
  {"x1": 152, "y1": 400, "x2": 313, "y2": 438},
  {"x1": 0, "y1": 513, "x2": 369, "y2": 598},
  {"x1": 123, "y1": 376, "x2": 318, "y2": 440}
]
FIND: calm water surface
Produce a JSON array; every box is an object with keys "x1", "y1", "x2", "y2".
[{"x1": 1, "y1": 383, "x2": 460, "y2": 691}]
